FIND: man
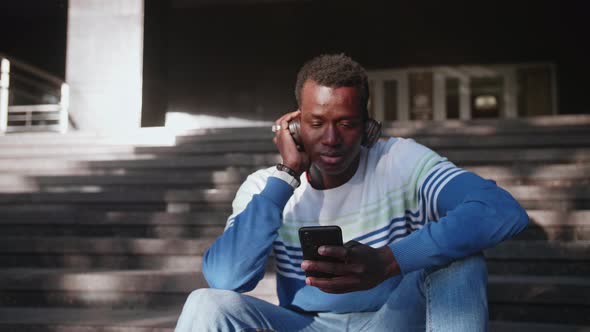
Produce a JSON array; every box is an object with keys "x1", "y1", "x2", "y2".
[{"x1": 175, "y1": 54, "x2": 528, "y2": 331}]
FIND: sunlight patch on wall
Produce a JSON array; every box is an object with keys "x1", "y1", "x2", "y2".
[{"x1": 165, "y1": 112, "x2": 272, "y2": 131}]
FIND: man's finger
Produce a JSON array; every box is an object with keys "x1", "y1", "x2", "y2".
[
  {"x1": 284, "y1": 109, "x2": 301, "y2": 120},
  {"x1": 301, "y1": 260, "x2": 363, "y2": 275},
  {"x1": 276, "y1": 110, "x2": 300, "y2": 125},
  {"x1": 274, "y1": 110, "x2": 298, "y2": 128},
  {"x1": 307, "y1": 275, "x2": 361, "y2": 294},
  {"x1": 318, "y1": 245, "x2": 347, "y2": 259}
]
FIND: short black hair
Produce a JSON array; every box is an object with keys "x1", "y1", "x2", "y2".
[{"x1": 295, "y1": 54, "x2": 369, "y2": 118}]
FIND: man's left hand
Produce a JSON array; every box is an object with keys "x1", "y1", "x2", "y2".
[{"x1": 300, "y1": 241, "x2": 401, "y2": 293}]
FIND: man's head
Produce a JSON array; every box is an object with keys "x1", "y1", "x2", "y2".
[
  {"x1": 294, "y1": 54, "x2": 369, "y2": 188},
  {"x1": 295, "y1": 54, "x2": 369, "y2": 121}
]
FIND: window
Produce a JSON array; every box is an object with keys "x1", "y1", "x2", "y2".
[{"x1": 471, "y1": 77, "x2": 503, "y2": 119}]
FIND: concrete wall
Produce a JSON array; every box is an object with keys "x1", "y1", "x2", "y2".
[
  {"x1": 142, "y1": 0, "x2": 588, "y2": 126},
  {"x1": 1, "y1": 1, "x2": 587, "y2": 129}
]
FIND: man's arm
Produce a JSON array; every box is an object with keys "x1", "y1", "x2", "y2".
[
  {"x1": 203, "y1": 110, "x2": 306, "y2": 292},
  {"x1": 390, "y1": 171, "x2": 529, "y2": 275},
  {"x1": 303, "y1": 170, "x2": 528, "y2": 293},
  {"x1": 202, "y1": 176, "x2": 293, "y2": 292}
]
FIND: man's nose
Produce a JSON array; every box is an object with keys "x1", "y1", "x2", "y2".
[{"x1": 322, "y1": 125, "x2": 341, "y2": 146}]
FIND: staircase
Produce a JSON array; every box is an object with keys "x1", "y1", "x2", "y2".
[{"x1": 0, "y1": 115, "x2": 588, "y2": 331}]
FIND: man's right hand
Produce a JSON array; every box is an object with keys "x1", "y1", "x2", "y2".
[
  {"x1": 272, "y1": 110, "x2": 309, "y2": 176},
  {"x1": 301, "y1": 241, "x2": 400, "y2": 294}
]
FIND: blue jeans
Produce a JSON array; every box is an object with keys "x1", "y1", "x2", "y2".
[{"x1": 175, "y1": 254, "x2": 488, "y2": 332}]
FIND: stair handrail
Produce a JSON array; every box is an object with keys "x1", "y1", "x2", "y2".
[{"x1": 0, "y1": 53, "x2": 69, "y2": 134}]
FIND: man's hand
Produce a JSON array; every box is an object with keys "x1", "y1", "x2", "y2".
[
  {"x1": 300, "y1": 240, "x2": 401, "y2": 293},
  {"x1": 272, "y1": 110, "x2": 309, "y2": 175}
]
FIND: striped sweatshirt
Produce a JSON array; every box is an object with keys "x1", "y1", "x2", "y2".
[{"x1": 202, "y1": 137, "x2": 529, "y2": 313}]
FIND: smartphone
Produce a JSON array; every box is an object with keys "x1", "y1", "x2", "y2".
[{"x1": 298, "y1": 226, "x2": 344, "y2": 278}]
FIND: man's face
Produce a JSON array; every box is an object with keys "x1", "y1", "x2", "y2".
[{"x1": 299, "y1": 80, "x2": 364, "y2": 177}]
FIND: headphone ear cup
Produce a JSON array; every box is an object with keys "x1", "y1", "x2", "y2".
[
  {"x1": 288, "y1": 118, "x2": 304, "y2": 151},
  {"x1": 362, "y1": 119, "x2": 382, "y2": 148}
]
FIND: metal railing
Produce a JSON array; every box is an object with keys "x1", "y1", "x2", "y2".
[{"x1": 0, "y1": 53, "x2": 69, "y2": 134}]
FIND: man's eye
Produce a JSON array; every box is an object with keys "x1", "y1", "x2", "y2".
[{"x1": 340, "y1": 122, "x2": 354, "y2": 128}]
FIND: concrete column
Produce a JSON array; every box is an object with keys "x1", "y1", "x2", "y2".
[
  {"x1": 433, "y1": 71, "x2": 446, "y2": 121},
  {"x1": 459, "y1": 76, "x2": 471, "y2": 120},
  {"x1": 66, "y1": 0, "x2": 144, "y2": 132},
  {"x1": 0, "y1": 59, "x2": 9, "y2": 134},
  {"x1": 398, "y1": 73, "x2": 410, "y2": 121},
  {"x1": 372, "y1": 80, "x2": 385, "y2": 122},
  {"x1": 502, "y1": 67, "x2": 518, "y2": 118}
]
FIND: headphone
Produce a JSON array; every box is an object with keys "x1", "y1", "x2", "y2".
[{"x1": 287, "y1": 117, "x2": 382, "y2": 151}]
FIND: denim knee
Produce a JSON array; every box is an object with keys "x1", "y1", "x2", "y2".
[
  {"x1": 423, "y1": 254, "x2": 489, "y2": 332},
  {"x1": 187, "y1": 288, "x2": 244, "y2": 312},
  {"x1": 180, "y1": 288, "x2": 246, "y2": 328},
  {"x1": 425, "y1": 253, "x2": 487, "y2": 285},
  {"x1": 456, "y1": 254, "x2": 487, "y2": 283}
]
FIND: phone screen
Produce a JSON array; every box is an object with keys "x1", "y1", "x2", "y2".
[{"x1": 298, "y1": 226, "x2": 343, "y2": 278}]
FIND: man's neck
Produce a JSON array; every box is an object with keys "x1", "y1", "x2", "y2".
[{"x1": 308, "y1": 155, "x2": 360, "y2": 190}]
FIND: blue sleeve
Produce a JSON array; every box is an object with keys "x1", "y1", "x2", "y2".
[
  {"x1": 202, "y1": 177, "x2": 293, "y2": 292},
  {"x1": 390, "y1": 171, "x2": 529, "y2": 274}
]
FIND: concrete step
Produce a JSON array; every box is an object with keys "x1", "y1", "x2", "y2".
[
  {"x1": 0, "y1": 237, "x2": 214, "y2": 255},
  {"x1": 0, "y1": 204, "x2": 232, "y2": 214},
  {"x1": 0, "y1": 223, "x2": 224, "y2": 239},
  {"x1": 485, "y1": 241, "x2": 590, "y2": 276},
  {"x1": 467, "y1": 163, "x2": 590, "y2": 186},
  {"x1": 0, "y1": 145, "x2": 158, "y2": 159},
  {"x1": 523, "y1": 210, "x2": 590, "y2": 241},
  {"x1": 0, "y1": 268, "x2": 587, "y2": 324},
  {"x1": 0, "y1": 184, "x2": 586, "y2": 203},
  {"x1": 489, "y1": 321, "x2": 590, "y2": 332},
  {"x1": 0, "y1": 203, "x2": 169, "y2": 213},
  {"x1": 134, "y1": 134, "x2": 590, "y2": 156},
  {"x1": 0, "y1": 309, "x2": 588, "y2": 332},
  {"x1": 0, "y1": 307, "x2": 181, "y2": 331},
  {"x1": 0, "y1": 165, "x2": 255, "y2": 178},
  {"x1": 174, "y1": 115, "x2": 590, "y2": 144},
  {"x1": 0, "y1": 211, "x2": 227, "y2": 238},
  {"x1": 0, "y1": 185, "x2": 587, "y2": 212},
  {"x1": 510, "y1": 185, "x2": 590, "y2": 210},
  {"x1": 1, "y1": 148, "x2": 589, "y2": 176},
  {"x1": 488, "y1": 275, "x2": 590, "y2": 325},
  {"x1": 0, "y1": 170, "x2": 251, "y2": 193},
  {"x1": 0, "y1": 153, "x2": 283, "y2": 173},
  {"x1": 0, "y1": 128, "x2": 178, "y2": 146},
  {"x1": 0, "y1": 210, "x2": 228, "y2": 225},
  {"x1": 441, "y1": 148, "x2": 590, "y2": 164},
  {"x1": 488, "y1": 274, "x2": 590, "y2": 306},
  {"x1": 0, "y1": 253, "x2": 202, "y2": 271},
  {"x1": 0, "y1": 310, "x2": 587, "y2": 332},
  {"x1": 413, "y1": 134, "x2": 590, "y2": 149},
  {"x1": 0, "y1": 163, "x2": 587, "y2": 193},
  {"x1": 1, "y1": 235, "x2": 587, "y2": 275},
  {"x1": 0, "y1": 268, "x2": 202, "y2": 309},
  {"x1": 0, "y1": 189, "x2": 237, "y2": 212},
  {"x1": 6, "y1": 116, "x2": 583, "y2": 151},
  {"x1": 0, "y1": 210, "x2": 588, "y2": 240},
  {"x1": 0, "y1": 237, "x2": 212, "y2": 269},
  {"x1": 0, "y1": 268, "x2": 276, "y2": 309}
]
